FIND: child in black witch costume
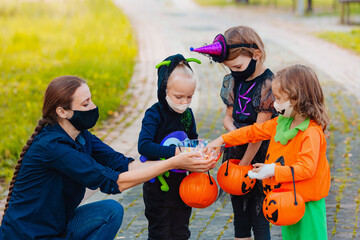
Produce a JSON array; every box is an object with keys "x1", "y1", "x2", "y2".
[
  {"x1": 138, "y1": 54, "x2": 201, "y2": 240},
  {"x1": 191, "y1": 26, "x2": 277, "y2": 240}
]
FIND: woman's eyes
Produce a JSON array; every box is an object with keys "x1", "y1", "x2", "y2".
[{"x1": 83, "y1": 101, "x2": 91, "y2": 107}]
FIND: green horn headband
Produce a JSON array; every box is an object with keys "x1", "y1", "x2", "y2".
[{"x1": 155, "y1": 58, "x2": 201, "y2": 69}]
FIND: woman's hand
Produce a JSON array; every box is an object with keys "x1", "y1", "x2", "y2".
[
  {"x1": 118, "y1": 152, "x2": 215, "y2": 191},
  {"x1": 175, "y1": 147, "x2": 180, "y2": 155},
  {"x1": 248, "y1": 163, "x2": 275, "y2": 179},
  {"x1": 171, "y1": 152, "x2": 215, "y2": 173}
]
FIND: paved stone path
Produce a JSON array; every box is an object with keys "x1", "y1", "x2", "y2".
[
  {"x1": 1, "y1": 0, "x2": 359, "y2": 239},
  {"x1": 80, "y1": 0, "x2": 360, "y2": 239}
]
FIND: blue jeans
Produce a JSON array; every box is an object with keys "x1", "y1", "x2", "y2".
[{"x1": 66, "y1": 199, "x2": 124, "y2": 240}]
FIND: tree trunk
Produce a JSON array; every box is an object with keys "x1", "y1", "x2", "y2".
[{"x1": 306, "y1": 0, "x2": 313, "y2": 12}]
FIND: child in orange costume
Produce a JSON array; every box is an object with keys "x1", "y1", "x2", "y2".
[{"x1": 209, "y1": 65, "x2": 331, "y2": 239}]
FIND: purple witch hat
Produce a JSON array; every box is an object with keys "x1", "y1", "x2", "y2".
[
  {"x1": 190, "y1": 34, "x2": 259, "y2": 63},
  {"x1": 190, "y1": 34, "x2": 228, "y2": 63}
]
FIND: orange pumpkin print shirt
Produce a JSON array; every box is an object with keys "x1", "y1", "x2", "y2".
[{"x1": 222, "y1": 117, "x2": 331, "y2": 202}]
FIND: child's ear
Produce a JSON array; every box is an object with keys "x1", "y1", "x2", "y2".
[{"x1": 253, "y1": 49, "x2": 262, "y2": 61}]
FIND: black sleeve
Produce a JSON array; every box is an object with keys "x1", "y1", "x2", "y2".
[
  {"x1": 219, "y1": 74, "x2": 235, "y2": 107},
  {"x1": 138, "y1": 107, "x2": 176, "y2": 159}
]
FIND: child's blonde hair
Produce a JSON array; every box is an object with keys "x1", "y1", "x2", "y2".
[
  {"x1": 168, "y1": 61, "x2": 196, "y2": 88},
  {"x1": 224, "y1": 26, "x2": 266, "y2": 62},
  {"x1": 275, "y1": 65, "x2": 329, "y2": 131}
]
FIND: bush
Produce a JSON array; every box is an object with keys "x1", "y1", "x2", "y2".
[{"x1": 0, "y1": 0, "x2": 137, "y2": 182}]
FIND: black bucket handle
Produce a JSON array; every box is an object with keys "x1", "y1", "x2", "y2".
[
  {"x1": 207, "y1": 171, "x2": 213, "y2": 185},
  {"x1": 224, "y1": 159, "x2": 230, "y2": 176},
  {"x1": 290, "y1": 166, "x2": 298, "y2": 206}
]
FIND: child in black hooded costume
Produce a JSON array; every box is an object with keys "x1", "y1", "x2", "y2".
[{"x1": 138, "y1": 54, "x2": 201, "y2": 240}]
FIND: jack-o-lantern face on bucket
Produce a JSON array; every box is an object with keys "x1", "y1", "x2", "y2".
[
  {"x1": 263, "y1": 198, "x2": 279, "y2": 223},
  {"x1": 262, "y1": 189, "x2": 305, "y2": 226},
  {"x1": 242, "y1": 173, "x2": 255, "y2": 194},
  {"x1": 217, "y1": 159, "x2": 256, "y2": 196},
  {"x1": 263, "y1": 181, "x2": 281, "y2": 195},
  {"x1": 262, "y1": 155, "x2": 285, "y2": 195}
]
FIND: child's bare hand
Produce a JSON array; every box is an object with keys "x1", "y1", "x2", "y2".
[{"x1": 203, "y1": 136, "x2": 225, "y2": 156}]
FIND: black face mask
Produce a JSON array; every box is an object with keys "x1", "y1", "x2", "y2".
[
  {"x1": 68, "y1": 107, "x2": 99, "y2": 131},
  {"x1": 231, "y1": 58, "x2": 257, "y2": 81}
]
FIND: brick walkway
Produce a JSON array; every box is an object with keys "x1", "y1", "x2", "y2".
[
  {"x1": 81, "y1": 0, "x2": 360, "y2": 239},
  {"x1": 2, "y1": 0, "x2": 360, "y2": 239}
]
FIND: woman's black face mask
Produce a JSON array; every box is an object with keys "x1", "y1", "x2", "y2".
[
  {"x1": 68, "y1": 107, "x2": 99, "y2": 131},
  {"x1": 230, "y1": 58, "x2": 257, "y2": 81}
]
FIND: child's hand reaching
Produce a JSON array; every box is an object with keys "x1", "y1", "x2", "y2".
[
  {"x1": 248, "y1": 163, "x2": 275, "y2": 179},
  {"x1": 204, "y1": 136, "x2": 225, "y2": 156}
]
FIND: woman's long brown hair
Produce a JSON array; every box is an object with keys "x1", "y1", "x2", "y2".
[
  {"x1": 2, "y1": 76, "x2": 86, "y2": 221},
  {"x1": 275, "y1": 65, "x2": 330, "y2": 131}
]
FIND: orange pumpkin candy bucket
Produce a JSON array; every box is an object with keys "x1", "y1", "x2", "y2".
[
  {"x1": 263, "y1": 166, "x2": 305, "y2": 226},
  {"x1": 217, "y1": 159, "x2": 256, "y2": 195},
  {"x1": 179, "y1": 172, "x2": 218, "y2": 208},
  {"x1": 177, "y1": 139, "x2": 224, "y2": 208}
]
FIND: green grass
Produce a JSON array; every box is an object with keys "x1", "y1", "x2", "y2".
[
  {"x1": 194, "y1": 0, "x2": 360, "y2": 54},
  {"x1": 0, "y1": 0, "x2": 137, "y2": 182},
  {"x1": 194, "y1": 0, "x2": 360, "y2": 14},
  {"x1": 194, "y1": 0, "x2": 236, "y2": 6},
  {"x1": 317, "y1": 28, "x2": 360, "y2": 54}
]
